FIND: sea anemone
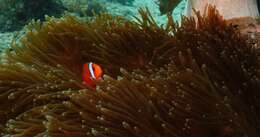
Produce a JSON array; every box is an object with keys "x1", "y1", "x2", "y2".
[{"x1": 0, "y1": 5, "x2": 259, "y2": 137}]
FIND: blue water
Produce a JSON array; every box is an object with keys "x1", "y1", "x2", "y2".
[{"x1": 0, "y1": 0, "x2": 187, "y2": 32}]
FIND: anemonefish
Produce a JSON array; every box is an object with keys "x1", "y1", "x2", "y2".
[{"x1": 83, "y1": 62, "x2": 103, "y2": 88}]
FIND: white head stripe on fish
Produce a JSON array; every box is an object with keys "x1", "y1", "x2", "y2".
[{"x1": 89, "y1": 62, "x2": 96, "y2": 79}]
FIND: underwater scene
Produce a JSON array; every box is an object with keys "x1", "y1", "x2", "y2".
[{"x1": 0, "y1": 0, "x2": 260, "y2": 136}]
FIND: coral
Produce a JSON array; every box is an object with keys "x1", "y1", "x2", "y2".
[
  {"x1": 156, "y1": 0, "x2": 182, "y2": 15},
  {"x1": 0, "y1": 5, "x2": 259, "y2": 137},
  {"x1": 62, "y1": 0, "x2": 106, "y2": 17},
  {"x1": 0, "y1": 0, "x2": 65, "y2": 32},
  {"x1": 258, "y1": 0, "x2": 260, "y2": 13},
  {"x1": 108, "y1": 0, "x2": 135, "y2": 5},
  {"x1": 185, "y1": 0, "x2": 259, "y2": 19}
]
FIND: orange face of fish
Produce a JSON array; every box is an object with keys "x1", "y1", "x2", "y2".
[{"x1": 83, "y1": 62, "x2": 103, "y2": 88}]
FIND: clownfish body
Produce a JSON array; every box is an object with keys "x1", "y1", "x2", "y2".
[{"x1": 83, "y1": 62, "x2": 103, "y2": 88}]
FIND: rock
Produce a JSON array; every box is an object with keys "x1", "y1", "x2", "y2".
[{"x1": 227, "y1": 17, "x2": 260, "y2": 48}]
